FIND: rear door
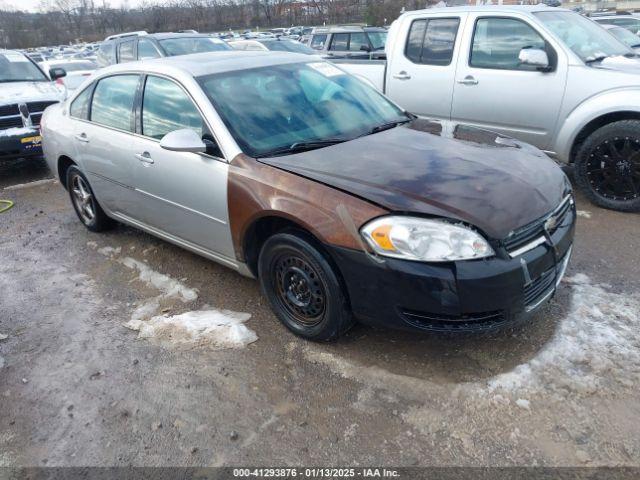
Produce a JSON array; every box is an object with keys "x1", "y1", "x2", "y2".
[
  {"x1": 72, "y1": 74, "x2": 141, "y2": 215},
  {"x1": 129, "y1": 74, "x2": 234, "y2": 259},
  {"x1": 450, "y1": 14, "x2": 566, "y2": 150},
  {"x1": 386, "y1": 13, "x2": 466, "y2": 121}
]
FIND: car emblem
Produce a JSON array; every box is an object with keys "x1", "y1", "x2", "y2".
[{"x1": 544, "y1": 215, "x2": 557, "y2": 233}]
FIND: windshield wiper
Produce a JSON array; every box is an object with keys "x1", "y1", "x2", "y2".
[
  {"x1": 585, "y1": 55, "x2": 609, "y2": 64},
  {"x1": 257, "y1": 138, "x2": 347, "y2": 157},
  {"x1": 356, "y1": 118, "x2": 412, "y2": 138}
]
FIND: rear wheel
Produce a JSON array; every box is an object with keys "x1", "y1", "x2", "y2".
[
  {"x1": 258, "y1": 232, "x2": 354, "y2": 341},
  {"x1": 575, "y1": 120, "x2": 640, "y2": 212},
  {"x1": 67, "y1": 166, "x2": 114, "y2": 232}
]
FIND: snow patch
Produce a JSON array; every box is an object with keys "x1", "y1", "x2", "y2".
[
  {"x1": 125, "y1": 309, "x2": 256, "y2": 349},
  {"x1": 576, "y1": 210, "x2": 592, "y2": 219},
  {"x1": 3, "y1": 178, "x2": 56, "y2": 191},
  {"x1": 0, "y1": 356, "x2": 4, "y2": 369},
  {"x1": 485, "y1": 274, "x2": 640, "y2": 396},
  {"x1": 515, "y1": 399, "x2": 530, "y2": 410},
  {"x1": 86, "y1": 241, "x2": 98, "y2": 249},
  {"x1": 120, "y1": 257, "x2": 197, "y2": 303},
  {"x1": 97, "y1": 246, "x2": 121, "y2": 258}
]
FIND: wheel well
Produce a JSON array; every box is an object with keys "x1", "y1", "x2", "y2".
[
  {"x1": 570, "y1": 111, "x2": 640, "y2": 163},
  {"x1": 57, "y1": 156, "x2": 76, "y2": 190}
]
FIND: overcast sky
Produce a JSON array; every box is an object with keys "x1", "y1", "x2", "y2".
[{"x1": 0, "y1": 0, "x2": 141, "y2": 12}]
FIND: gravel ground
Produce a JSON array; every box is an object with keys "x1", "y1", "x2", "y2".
[{"x1": 0, "y1": 157, "x2": 639, "y2": 468}]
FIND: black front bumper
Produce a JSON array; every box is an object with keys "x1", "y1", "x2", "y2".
[
  {"x1": 328, "y1": 206, "x2": 576, "y2": 333},
  {"x1": 0, "y1": 128, "x2": 42, "y2": 160}
]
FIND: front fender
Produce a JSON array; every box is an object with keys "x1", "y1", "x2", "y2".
[{"x1": 554, "y1": 88, "x2": 640, "y2": 163}]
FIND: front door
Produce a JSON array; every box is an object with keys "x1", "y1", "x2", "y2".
[
  {"x1": 386, "y1": 14, "x2": 466, "y2": 121},
  {"x1": 129, "y1": 75, "x2": 235, "y2": 260},
  {"x1": 450, "y1": 15, "x2": 566, "y2": 150}
]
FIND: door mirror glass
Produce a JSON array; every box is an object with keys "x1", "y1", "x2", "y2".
[
  {"x1": 49, "y1": 67, "x2": 67, "y2": 80},
  {"x1": 159, "y1": 129, "x2": 206, "y2": 153},
  {"x1": 518, "y1": 47, "x2": 550, "y2": 70}
]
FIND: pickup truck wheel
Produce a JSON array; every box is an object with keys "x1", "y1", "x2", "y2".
[
  {"x1": 575, "y1": 120, "x2": 640, "y2": 212},
  {"x1": 66, "y1": 166, "x2": 114, "y2": 232},
  {"x1": 258, "y1": 232, "x2": 354, "y2": 342}
]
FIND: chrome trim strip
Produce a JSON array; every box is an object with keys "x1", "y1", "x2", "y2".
[
  {"x1": 135, "y1": 188, "x2": 227, "y2": 225},
  {"x1": 555, "y1": 246, "x2": 572, "y2": 287},
  {"x1": 508, "y1": 236, "x2": 546, "y2": 258},
  {"x1": 525, "y1": 285, "x2": 554, "y2": 313}
]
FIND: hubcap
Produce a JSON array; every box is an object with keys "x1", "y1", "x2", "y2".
[
  {"x1": 272, "y1": 253, "x2": 326, "y2": 327},
  {"x1": 71, "y1": 175, "x2": 95, "y2": 224},
  {"x1": 587, "y1": 136, "x2": 640, "y2": 201}
]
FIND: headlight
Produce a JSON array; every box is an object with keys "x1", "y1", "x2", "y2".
[{"x1": 360, "y1": 216, "x2": 494, "y2": 262}]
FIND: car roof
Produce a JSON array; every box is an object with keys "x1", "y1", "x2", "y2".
[
  {"x1": 99, "y1": 50, "x2": 313, "y2": 78},
  {"x1": 402, "y1": 5, "x2": 569, "y2": 15}
]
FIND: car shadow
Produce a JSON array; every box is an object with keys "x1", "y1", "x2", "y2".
[{"x1": 0, "y1": 155, "x2": 53, "y2": 189}]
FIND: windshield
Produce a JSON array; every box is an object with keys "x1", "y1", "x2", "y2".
[
  {"x1": 50, "y1": 61, "x2": 97, "y2": 72},
  {"x1": 0, "y1": 52, "x2": 48, "y2": 82},
  {"x1": 198, "y1": 62, "x2": 408, "y2": 157},
  {"x1": 367, "y1": 31, "x2": 387, "y2": 50},
  {"x1": 535, "y1": 11, "x2": 632, "y2": 62},
  {"x1": 607, "y1": 26, "x2": 640, "y2": 48},
  {"x1": 262, "y1": 40, "x2": 315, "y2": 54},
  {"x1": 159, "y1": 37, "x2": 231, "y2": 56}
]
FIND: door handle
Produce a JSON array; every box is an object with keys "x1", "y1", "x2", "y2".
[
  {"x1": 74, "y1": 133, "x2": 89, "y2": 143},
  {"x1": 392, "y1": 71, "x2": 411, "y2": 80},
  {"x1": 135, "y1": 152, "x2": 154, "y2": 165},
  {"x1": 457, "y1": 75, "x2": 478, "y2": 86}
]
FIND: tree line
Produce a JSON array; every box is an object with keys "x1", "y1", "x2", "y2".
[{"x1": 0, "y1": 0, "x2": 429, "y2": 49}]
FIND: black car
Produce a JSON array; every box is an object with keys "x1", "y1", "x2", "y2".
[{"x1": 96, "y1": 32, "x2": 231, "y2": 67}]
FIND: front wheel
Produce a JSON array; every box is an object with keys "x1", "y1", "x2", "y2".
[
  {"x1": 258, "y1": 232, "x2": 354, "y2": 342},
  {"x1": 574, "y1": 120, "x2": 640, "y2": 212}
]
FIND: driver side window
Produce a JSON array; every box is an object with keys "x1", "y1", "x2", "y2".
[
  {"x1": 142, "y1": 76, "x2": 205, "y2": 140},
  {"x1": 470, "y1": 17, "x2": 547, "y2": 71}
]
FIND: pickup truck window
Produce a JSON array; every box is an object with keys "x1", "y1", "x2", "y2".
[
  {"x1": 535, "y1": 11, "x2": 632, "y2": 62},
  {"x1": 406, "y1": 18, "x2": 460, "y2": 66},
  {"x1": 471, "y1": 17, "x2": 546, "y2": 70},
  {"x1": 142, "y1": 76, "x2": 204, "y2": 140},
  {"x1": 349, "y1": 33, "x2": 368, "y2": 51},
  {"x1": 118, "y1": 40, "x2": 135, "y2": 63},
  {"x1": 330, "y1": 33, "x2": 349, "y2": 51},
  {"x1": 198, "y1": 62, "x2": 407, "y2": 158},
  {"x1": 310, "y1": 34, "x2": 327, "y2": 50},
  {"x1": 90, "y1": 74, "x2": 139, "y2": 132},
  {"x1": 137, "y1": 38, "x2": 160, "y2": 60}
]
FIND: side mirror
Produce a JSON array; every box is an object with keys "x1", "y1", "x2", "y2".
[
  {"x1": 159, "y1": 129, "x2": 206, "y2": 153},
  {"x1": 518, "y1": 47, "x2": 550, "y2": 71},
  {"x1": 49, "y1": 67, "x2": 67, "y2": 80},
  {"x1": 359, "y1": 45, "x2": 371, "y2": 52}
]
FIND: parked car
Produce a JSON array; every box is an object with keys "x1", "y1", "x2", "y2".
[
  {"x1": 0, "y1": 50, "x2": 65, "y2": 160},
  {"x1": 42, "y1": 59, "x2": 98, "y2": 92},
  {"x1": 592, "y1": 13, "x2": 640, "y2": 35},
  {"x1": 601, "y1": 24, "x2": 640, "y2": 52},
  {"x1": 41, "y1": 51, "x2": 575, "y2": 340},
  {"x1": 339, "y1": 6, "x2": 640, "y2": 212},
  {"x1": 97, "y1": 32, "x2": 231, "y2": 67},
  {"x1": 306, "y1": 26, "x2": 387, "y2": 59},
  {"x1": 230, "y1": 38, "x2": 317, "y2": 55}
]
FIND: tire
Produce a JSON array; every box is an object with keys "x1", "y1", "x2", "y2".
[
  {"x1": 258, "y1": 232, "x2": 354, "y2": 342},
  {"x1": 574, "y1": 120, "x2": 640, "y2": 212},
  {"x1": 66, "y1": 166, "x2": 114, "y2": 232}
]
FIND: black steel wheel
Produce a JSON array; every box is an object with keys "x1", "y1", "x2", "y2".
[
  {"x1": 575, "y1": 120, "x2": 640, "y2": 212},
  {"x1": 66, "y1": 166, "x2": 114, "y2": 232},
  {"x1": 258, "y1": 232, "x2": 354, "y2": 341}
]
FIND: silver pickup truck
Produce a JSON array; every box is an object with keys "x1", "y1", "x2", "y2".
[{"x1": 339, "y1": 5, "x2": 640, "y2": 212}]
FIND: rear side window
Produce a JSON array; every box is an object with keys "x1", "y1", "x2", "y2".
[
  {"x1": 90, "y1": 75, "x2": 139, "y2": 131},
  {"x1": 118, "y1": 40, "x2": 135, "y2": 63},
  {"x1": 470, "y1": 17, "x2": 547, "y2": 70},
  {"x1": 405, "y1": 18, "x2": 460, "y2": 65},
  {"x1": 70, "y1": 86, "x2": 93, "y2": 119},
  {"x1": 349, "y1": 32, "x2": 368, "y2": 51},
  {"x1": 96, "y1": 42, "x2": 115, "y2": 67},
  {"x1": 142, "y1": 76, "x2": 204, "y2": 140},
  {"x1": 137, "y1": 38, "x2": 160, "y2": 60},
  {"x1": 330, "y1": 33, "x2": 349, "y2": 51},
  {"x1": 310, "y1": 34, "x2": 327, "y2": 50}
]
